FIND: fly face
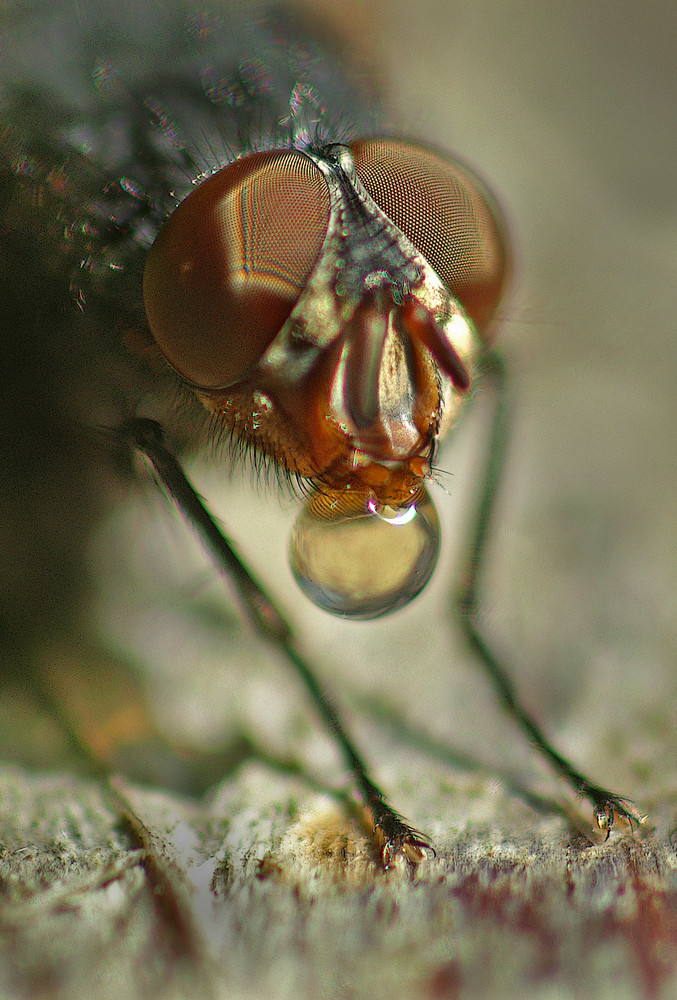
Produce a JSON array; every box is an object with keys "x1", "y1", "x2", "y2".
[
  {"x1": 143, "y1": 137, "x2": 508, "y2": 617},
  {"x1": 1, "y1": 0, "x2": 509, "y2": 621}
]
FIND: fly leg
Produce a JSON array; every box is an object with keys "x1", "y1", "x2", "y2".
[
  {"x1": 121, "y1": 417, "x2": 433, "y2": 869},
  {"x1": 456, "y1": 351, "x2": 644, "y2": 837}
]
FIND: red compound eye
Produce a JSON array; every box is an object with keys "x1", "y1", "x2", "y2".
[
  {"x1": 143, "y1": 148, "x2": 331, "y2": 388},
  {"x1": 350, "y1": 138, "x2": 509, "y2": 336}
]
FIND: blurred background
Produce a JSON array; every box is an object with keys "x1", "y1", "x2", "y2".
[
  {"x1": 365, "y1": 0, "x2": 677, "y2": 813},
  {"x1": 1, "y1": 3, "x2": 676, "y2": 999},
  {"x1": 354, "y1": 0, "x2": 677, "y2": 816},
  {"x1": 1, "y1": 0, "x2": 675, "y2": 827}
]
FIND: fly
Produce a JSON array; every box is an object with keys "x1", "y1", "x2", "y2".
[{"x1": 0, "y1": 0, "x2": 643, "y2": 868}]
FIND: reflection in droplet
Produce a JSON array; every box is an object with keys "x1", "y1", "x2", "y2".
[{"x1": 289, "y1": 487, "x2": 440, "y2": 619}]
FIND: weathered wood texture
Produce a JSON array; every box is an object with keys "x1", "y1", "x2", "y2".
[
  {"x1": 1, "y1": 0, "x2": 676, "y2": 998},
  {"x1": 1, "y1": 763, "x2": 677, "y2": 1000}
]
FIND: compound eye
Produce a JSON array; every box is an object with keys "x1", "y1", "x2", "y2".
[
  {"x1": 143, "y1": 149, "x2": 331, "y2": 388},
  {"x1": 350, "y1": 138, "x2": 509, "y2": 336}
]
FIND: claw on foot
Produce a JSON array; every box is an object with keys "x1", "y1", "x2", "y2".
[
  {"x1": 373, "y1": 811, "x2": 436, "y2": 870},
  {"x1": 591, "y1": 793, "x2": 646, "y2": 840}
]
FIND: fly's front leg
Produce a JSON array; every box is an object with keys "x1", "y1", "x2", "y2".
[
  {"x1": 456, "y1": 351, "x2": 645, "y2": 837},
  {"x1": 121, "y1": 417, "x2": 433, "y2": 870}
]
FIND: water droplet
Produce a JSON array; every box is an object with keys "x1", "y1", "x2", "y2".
[{"x1": 289, "y1": 487, "x2": 440, "y2": 619}]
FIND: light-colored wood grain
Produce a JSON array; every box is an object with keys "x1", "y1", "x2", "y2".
[
  {"x1": 1, "y1": 0, "x2": 676, "y2": 998},
  {"x1": 2, "y1": 761, "x2": 677, "y2": 1000}
]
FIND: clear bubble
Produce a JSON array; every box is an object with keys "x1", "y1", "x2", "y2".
[{"x1": 289, "y1": 487, "x2": 440, "y2": 619}]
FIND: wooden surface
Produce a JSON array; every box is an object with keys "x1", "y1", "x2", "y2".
[
  {"x1": 1, "y1": 764, "x2": 677, "y2": 999},
  {"x1": 1, "y1": 0, "x2": 677, "y2": 998}
]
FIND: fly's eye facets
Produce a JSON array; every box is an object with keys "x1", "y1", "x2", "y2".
[
  {"x1": 289, "y1": 488, "x2": 440, "y2": 620},
  {"x1": 143, "y1": 149, "x2": 331, "y2": 388},
  {"x1": 350, "y1": 138, "x2": 509, "y2": 335}
]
